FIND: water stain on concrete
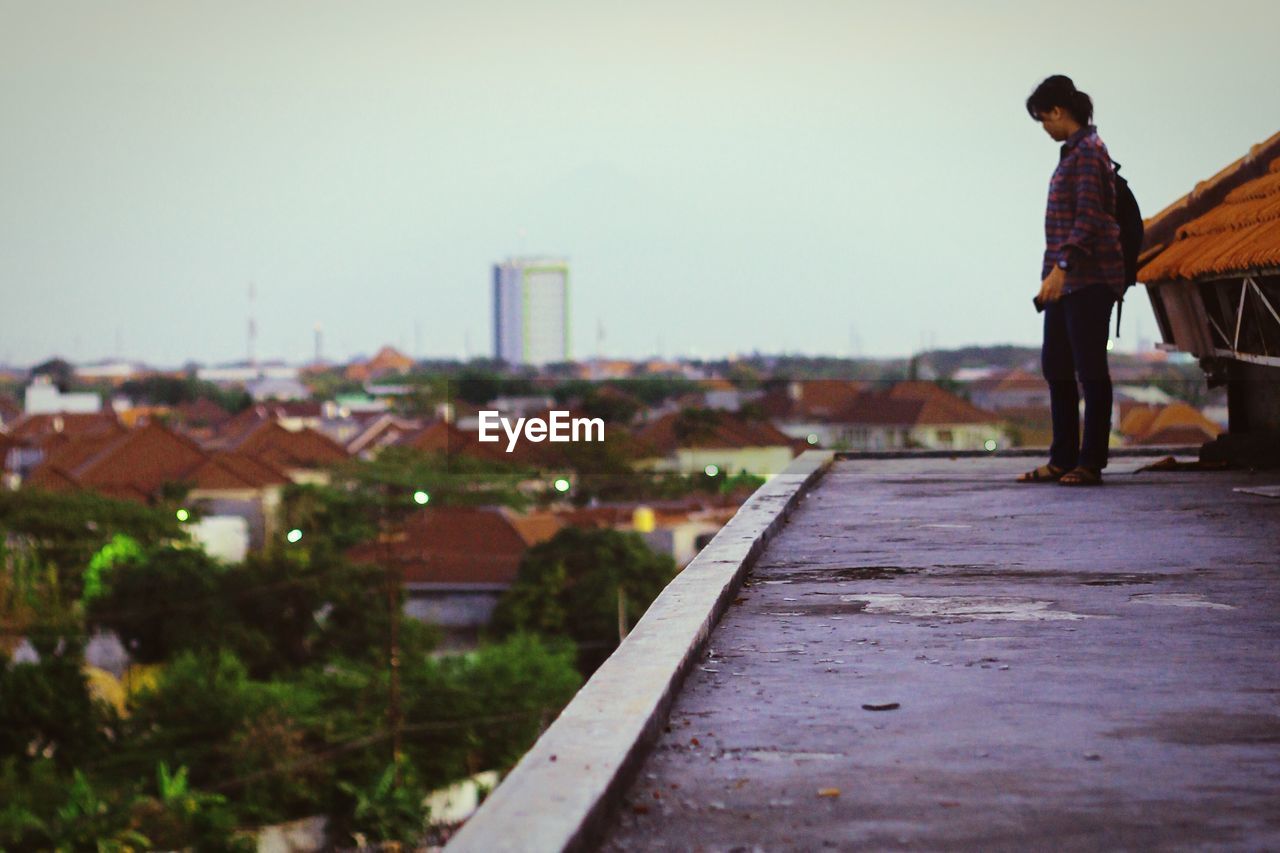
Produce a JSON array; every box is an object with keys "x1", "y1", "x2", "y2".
[
  {"x1": 838, "y1": 593, "x2": 1094, "y2": 621},
  {"x1": 761, "y1": 566, "x2": 921, "y2": 583},
  {"x1": 1129, "y1": 593, "x2": 1236, "y2": 609},
  {"x1": 722, "y1": 749, "x2": 847, "y2": 763},
  {"x1": 1107, "y1": 712, "x2": 1280, "y2": 746}
]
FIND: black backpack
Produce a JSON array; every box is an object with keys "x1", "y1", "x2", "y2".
[{"x1": 1111, "y1": 160, "x2": 1144, "y2": 336}]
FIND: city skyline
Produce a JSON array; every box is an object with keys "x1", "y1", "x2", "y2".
[{"x1": 2, "y1": 1, "x2": 1277, "y2": 367}]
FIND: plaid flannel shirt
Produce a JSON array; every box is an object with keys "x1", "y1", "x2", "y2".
[{"x1": 1042, "y1": 125, "x2": 1125, "y2": 296}]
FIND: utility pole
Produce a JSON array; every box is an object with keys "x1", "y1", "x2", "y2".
[{"x1": 617, "y1": 585, "x2": 628, "y2": 642}]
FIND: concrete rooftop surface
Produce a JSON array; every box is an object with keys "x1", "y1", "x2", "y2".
[{"x1": 600, "y1": 456, "x2": 1280, "y2": 852}]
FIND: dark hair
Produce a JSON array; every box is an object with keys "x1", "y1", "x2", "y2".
[{"x1": 1026, "y1": 75, "x2": 1093, "y2": 125}]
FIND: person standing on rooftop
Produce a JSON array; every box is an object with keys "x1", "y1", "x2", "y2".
[{"x1": 1017, "y1": 75, "x2": 1125, "y2": 487}]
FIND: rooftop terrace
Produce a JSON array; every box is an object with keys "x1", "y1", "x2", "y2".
[{"x1": 449, "y1": 452, "x2": 1280, "y2": 852}]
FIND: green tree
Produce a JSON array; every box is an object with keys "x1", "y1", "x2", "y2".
[
  {"x1": 338, "y1": 757, "x2": 428, "y2": 848},
  {"x1": 0, "y1": 489, "x2": 186, "y2": 600},
  {"x1": 0, "y1": 639, "x2": 113, "y2": 773},
  {"x1": 87, "y1": 546, "x2": 228, "y2": 664},
  {"x1": 491, "y1": 528, "x2": 677, "y2": 674}
]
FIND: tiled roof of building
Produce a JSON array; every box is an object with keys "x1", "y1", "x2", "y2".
[
  {"x1": 759, "y1": 380, "x2": 869, "y2": 421},
  {"x1": 348, "y1": 505, "x2": 563, "y2": 586},
  {"x1": 345, "y1": 346, "x2": 414, "y2": 381},
  {"x1": 836, "y1": 382, "x2": 1000, "y2": 427},
  {"x1": 400, "y1": 420, "x2": 510, "y2": 463},
  {"x1": 228, "y1": 421, "x2": 349, "y2": 470},
  {"x1": 174, "y1": 398, "x2": 234, "y2": 427},
  {"x1": 6, "y1": 411, "x2": 122, "y2": 441},
  {"x1": 27, "y1": 422, "x2": 207, "y2": 497},
  {"x1": 25, "y1": 422, "x2": 295, "y2": 499},
  {"x1": 965, "y1": 369, "x2": 1045, "y2": 395},
  {"x1": 346, "y1": 414, "x2": 424, "y2": 456},
  {"x1": 1119, "y1": 402, "x2": 1221, "y2": 446},
  {"x1": 1118, "y1": 406, "x2": 1159, "y2": 439},
  {"x1": 188, "y1": 451, "x2": 291, "y2": 490},
  {"x1": 1139, "y1": 131, "x2": 1280, "y2": 282},
  {"x1": 635, "y1": 410, "x2": 798, "y2": 454}
]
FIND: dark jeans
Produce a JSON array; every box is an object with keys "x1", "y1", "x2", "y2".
[{"x1": 1042, "y1": 284, "x2": 1116, "y2": 471}]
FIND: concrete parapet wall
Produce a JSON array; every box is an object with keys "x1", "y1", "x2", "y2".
[{"x1": 445, "y1": 450, "x2": 834, "y2": 852}]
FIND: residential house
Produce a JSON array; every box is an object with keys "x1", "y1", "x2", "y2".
[
  {"x1": 1117, "y1": 402, "x2": 1223, "y2": 447},
  {"x1": 831, "y1": 382, "x2": 1007, "y2": 451},
  {"x1": 759, "y1": 379, "x2": 869, "y2": 447},
  {"x1": 22, "y1": 421, "x2": 290, "y2": 552},
  {"x1": 208, "y1": 419, "x2": 349, "y2": 485},
  {"x1": 559, "y1": 498, "x2": 739, "y2": 567},
  {"x1": 24, "y1": 376, "x2": 102, "y2": 414},
  {"x1": 634, "y1": 408, "x2": 801, "y2": 477},
  {"x1": 335, "y1": 413, "x2": 425, "y2": 458},
  {"x1": 345, "y1": 346, "x2": 414, "y2": 382},
  {"x1": 246, "y1": 376, "x2": 311, "y2": 402},
  {"x1": 965, "y1": 369, "x2": 1051, "y2": 412},
  {"x1": 73, "y1": 361, "x2": 143, "y2": 385},
  {"x1": 3, "y1": 411, "x2": 125, "y2": 483},
  {"x1": 348, "y1": 505, "x2": 564, "y2": 649},
  {"x1": 171, "y1": 398, "x2": 234, "y2": 443}
]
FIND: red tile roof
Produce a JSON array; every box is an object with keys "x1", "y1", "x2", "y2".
[
  {"x1": 348, "y1": 505, "x2": 563, "y2": 586},
  {"x1": 635, "y1": 409, "x2": 798, "y2": 454},
  {"x1": 187, "y1": 451, "x2": 291, "y2": 490},
  {"x1": 26, "y1": 422, "x2": 207, "y2": 498},
  {"x1": 759, "y1": 380, "x2": 869, "y2": 421},
  {"x1": 965, "y1": 369, "x2": 1044, "y2": 395},
  {"x1": 228, "y1": 421, "x2": 349, "y2": 470},
  {"x1": 6, "y1": 412, "x2": 122, "y2": 442},
  {"x1": 1139, "y1": 131, "x2": 1280, "y2": 283},
  {"x1": 174, "y1": 398, "x2": 233, "y2": 427},
  {"x1": 833, "y1": 382, "x2": 1000, "y2": 428},
  {"x1": 346, "y1": 346, "x2": 414, "y2": 381},
  {"x1": 401, "y1": 420, "x2": 510, "y2": 463},
  {"x1": 347, "y1": 415, "x2": 424, "y2": 456},
  {"x1": 1123, "y1": 402, "x2": 1222, "y2": 446},
  {"x1": 25, "y1": 422, "x2": 296, "y2": 500}
]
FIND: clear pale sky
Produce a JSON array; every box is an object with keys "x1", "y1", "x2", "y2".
[{"x1": 2, "y1": 1, "x2": 1278, "y2": 367}]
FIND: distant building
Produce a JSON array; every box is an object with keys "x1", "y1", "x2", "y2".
[
  {"x1": 197, "y1": 363, "x2": 298, "y2": 385},
  {"x1": 246, "y1": 376, "x2": 310, "y2": 402},
  {"x1": 24, "y1": 376, "x2": 101, "y2": 415},
  {"x1": 348, "y1": 505, "x2": 565, "y2": 650},
  {"x1": 345, "y1": 346, "x2": 414, "y2": 382},
  {"x1": 73, "y1": 361, "x2": 143, "y2": 385},
  {"x1": 633, "y1": 408, "x2": 802, "y2": 476},
  {"x1": 493, "y1": 257, "x2": 570, "y2": 366}
]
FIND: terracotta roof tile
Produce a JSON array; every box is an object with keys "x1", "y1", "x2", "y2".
[
  {"x1": 759, "y1": 380, "x2": 868, "y2": 421},
  {"x1": 348, "y1": 505, "x2": 562, "y2": 586},
  {"x1": 7, "y1": 412, "x2": 121, "y2": 441},
  {"x1": 836, "y1": 382, "x2": 1000, "y2": 427},
  {"x1": 26, "y1": 422, "x2": 208, "y2": 499},
  {"x1": 1140, "y1": 132, "x2": 1280, "y2": 282},
  {"x1": 189, "y1": 451, "x2": 291, "y2": 490},
  {"x1": 635, "y1": 410, "x2": 797, "y2": 454},
  {"x1": 228, "y1": 422, "x2": 349, "y2": 470}
]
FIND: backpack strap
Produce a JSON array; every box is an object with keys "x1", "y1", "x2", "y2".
[{"x1": 1110, "y1": 159, "x2": 1125, "y2": 339}]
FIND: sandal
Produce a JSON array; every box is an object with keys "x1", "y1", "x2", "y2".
[
  {"x1": 1059, "y1": 466, "x2": 1103, "y2": 487},
  {"x1": 1016, "y1": 463, "x2": 1065, "y2": 483}
]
